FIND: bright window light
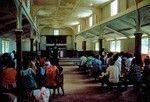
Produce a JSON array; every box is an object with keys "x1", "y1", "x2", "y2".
[
  {"x1": 78, "y1": 24, "x2": 81, "y2": 32},
  {"x1": 89, "y1": 16, "x2": 93, "y2": 27},
  {"x1": 111, "y1": 0, "x2": 118, "y2": 16},
  {"x1": 2, "y1": 40, "x2": 9, "y2": 53},
  {"x1": 116, "y1": 40, "x2": 121, "y2": 52},
  {"x1": 110, "y1": 41, "x2": 116, "y2": 52},
  {"x1": 54, "y1": 29, "x2": 59, "y2": 35},
  {"x1": 95, "y1": 42, "x2": 99, "y2": 51},
  {"x1": 110, "y1": 40, "x2": 121, "y2": 52},
  {"x1": 142, "y1": 37, "x2": 149, "y2": 54}
]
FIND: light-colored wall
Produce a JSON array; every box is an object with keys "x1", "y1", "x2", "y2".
[
  {"x1": 75, "y1": 36, "x2": 85, "y2": 51},
  {"x1": 22, "y1": 38, "x2": 31, "y2": 51},
  {"x1": 103, "y1": 38, "x2": 136, "y2": 54},
  {"x1": 66, "y1": 35, "x2": 73, "y2": 50},
  {"x1": 102, "y1": 4, "x2": 110, "y2": 20},
  {"x1": 40, "y1": 36, "x2": 46, "y2": 50},
  {"x1": 118, "y1": 0, "x2": 127, "y2": 12}
]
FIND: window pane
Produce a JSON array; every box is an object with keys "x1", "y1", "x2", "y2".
[
  {"x1": 5, "y1": 41, "x2": 9, "y2": 53},
  {"x1": 111, "y1": 0, "x2": 118, "y2": 16},
  {"x1": 95, "y1": 42, "x2": 99, "y2": 51},
  {"x1": 78, "y1": 24, "x2": 80, "y2": 32},
  {"x1": 110, "y1": 41, "x2": 116, "y2": 52},
  {"x1": 89, "y1": 16, "x2": 93, "y2": 27},
  {"x1": 54, "y1": 30, "x2": 59, "y2": 35},
  {"x1": 116, "y1": 40, "x2": 121, "y2": 52},
  {"x1": 142, "y1": 38, "x2": 148, "y2": 54},
  {"x1": 2, "y1": 40, "x2": 5, "y2": 53}
]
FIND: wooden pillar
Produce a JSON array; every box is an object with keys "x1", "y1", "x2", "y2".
[
  {"x1": 30, "y1": 38, "x2": 34, "y2": 54},
  {"x1": 15, "y1": 30, "x2": 22, "y2": 71},
  {"x1": 134, "y1": 32, "x2": 143, "y2": 66},
  {"x1": 99, "y1": 39, "x2": 103, "y2": 55},
  {"x1": 36, "y1": 41, "x2": 38, "y2": 56},
  {"x1": 39, "y1": 42, "x2": 40, "y2": 52},
  {"x1": 82, "y1": 41, "x2": 86, "y2": 51}
]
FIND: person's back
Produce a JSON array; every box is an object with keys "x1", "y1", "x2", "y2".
[
  {"x1": 1, "y1": 67, "x2": 17, "y2": 89},
  {"x1": 45, "y1": 65, "x2": 58, "y2": 87},
  {"x1": 21, "y1": 68, "x2": 37, "y2": 90},
  {"x1": 107, "y1": 65, "x2": 120, "y2": 83},
  {"x1": 92, "y1": 56, "x2": 102, "y2": 71},
  {"x1": 0, "y1": 55, "x2": 17, "y2": 93},
  {"x1": 80, "y1": 55, "x2": 87, "y2": 66}
]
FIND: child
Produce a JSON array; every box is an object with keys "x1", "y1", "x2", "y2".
[{"x1": 57, "y1": 66, "x2": 64, "y2": 95}]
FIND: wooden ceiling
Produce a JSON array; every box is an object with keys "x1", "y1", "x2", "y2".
[{"x1": 0, "y1": 0, "x2": 31, "y2": 38}]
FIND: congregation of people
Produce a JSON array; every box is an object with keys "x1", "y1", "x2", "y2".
[
  {"x1": 0, "y1": 51, "x2": 64, "y2": 102},
  {"x1": 79, "y1": 51, "x2": 150, "y2": 99}
]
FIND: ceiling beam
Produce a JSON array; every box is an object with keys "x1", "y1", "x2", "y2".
[
  {"x1": 119, "y1": 19, "x2": 150, "y2": 36},
  {"x1": 0, "y1": 15, "x2": 13, "y2": 20},
  {"x1": 119, "y1": 19, "x2": 135, "y2": 28},
  {"x1": 141, "y1": 30, "x2": 150, "y2": 36},
  {"x1": 105, "y1": 26, "x2": 129, "y2": 38}
]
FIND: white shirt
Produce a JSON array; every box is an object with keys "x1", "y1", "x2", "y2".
[
  {"x1": 80, "y1": 56, "x2": 87, "y2": 66},
  {"x1": 102, "y1": 65, "x2": 120, "y2": 83},
  {"x1": 114, "y1": 57, "x2": 122, "y2": 76}
]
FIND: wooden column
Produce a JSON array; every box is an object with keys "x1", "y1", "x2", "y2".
[
  {"x1": 30, "y1": 38, "x2": 34, "y2": 54},
  {"x1": 15, "y1": 30, "x2": 22, "y2": 71},
  {"x1": 36, "y1": 41, "x2": 38, "y2": 56},
  {"x1": 99, "y1": 39, "x2": 103, "y2": 55},
  {"x1": 134, "y1": 32, "x2": 143, "y2": 66}
]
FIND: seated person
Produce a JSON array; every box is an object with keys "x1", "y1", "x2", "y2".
[{"x1": 100, "y1": 58, "x2": 121, "y2": 91}]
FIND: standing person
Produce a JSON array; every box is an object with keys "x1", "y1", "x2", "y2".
[
  {"x1": 57, "y1": 66, "x2": 64, "y2": 95},
  {"x1": 45, "y1": 59, "x2": 59, "y2": 97}
]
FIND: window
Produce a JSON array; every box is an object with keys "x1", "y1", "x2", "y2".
[
  {"x1": 110, "y1": 41, "x2": 116, "y2": 52},
  {"x1": 142, "y1": 37, "x2": 148, "y2": 54},
  {"x1": 95, "y1": 42, "x2": 99, "y2": 51},
  {"x1": 77, "y1": 24, "x2": 81, "y2": 32},
  {"x1": 89, "y1": 16, "x2": 93, "y2": 27},
  {"x1": 110, "y1": 40, "x2": 120, "y2": 52},
  {"x1": 111, "y1": 0, "x2": 118, "y2": 16},
  {"x1": 2, "y1": 40, "x2": 9, "y2": 53},
  {"x1": 54, "y1": 29, "x2": 59, "y2": 35},
  {"x1": 116, "y1": 40, "x2": 121, "y2": 52}
]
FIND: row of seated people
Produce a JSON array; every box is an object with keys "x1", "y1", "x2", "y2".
[
  {"x1": 0, "y1": 53, "x2": 64, "y2": 102},
  {"x1": 79, "y1": 52, "x2": 150, "y2": 96}
]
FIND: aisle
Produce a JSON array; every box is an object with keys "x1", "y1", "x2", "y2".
[{"x1": 53, "y1": 66, "x2": 137, "y2": 102}]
